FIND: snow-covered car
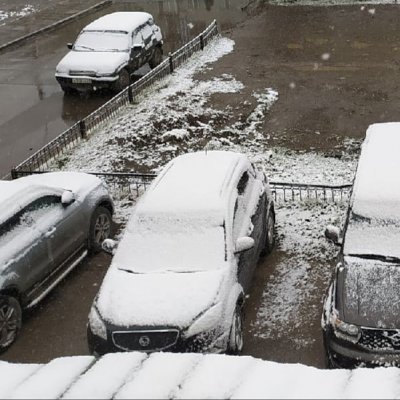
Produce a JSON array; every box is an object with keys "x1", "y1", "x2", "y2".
[
  {"x1": 87, "y1": 151, "x2": 275, "y2": 355},
  {"x1": 0, "y1": 172, "x2": 114, "y2": 353},
  {"x1": 55, "y1": 12, "x2": 163, "y2": 93},
  {"x1": 322, "y1": 123, "x2": 400, "y2": 368}
]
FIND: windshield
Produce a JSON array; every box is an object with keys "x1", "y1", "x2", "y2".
[
  {"x1": 343, "y1": 258, "x2": 400, "y2": 328},
  {"x1": 74, "y1": 31, "x2": 130, "y2": 52},
  {"x1": 343, "y1": 212, "x2": 400, "y2": 260},
  {"x1": 113, "y1": 225, "x2": 226, "y2": 274}
]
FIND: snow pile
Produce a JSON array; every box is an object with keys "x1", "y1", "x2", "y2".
[
  {"x1": 0, "y1": 5, "x2": 35, "y2": 23},
  {"x1": 3, "y1": 352, "x2": 400, "y2": 398}
]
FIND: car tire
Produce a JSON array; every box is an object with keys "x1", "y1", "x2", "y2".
[
  {"x1": 227, "y1": 304, "x2": 244, "y2": 355},
  {"x1": 0, "y1": 295, "x2": 22, "y2": 353},
  {"x1": 149, "y1": 46, "x2": 163, "y2": 69},
  {"x1": 89, "y1": 206, "x2": 112, "y2": 254},
  {"x1": 261, "y1": 210, "x2": 275, "y2": 256},
  {"x1": 114, "y1": 69, "x2": 130, "y2": 92}
]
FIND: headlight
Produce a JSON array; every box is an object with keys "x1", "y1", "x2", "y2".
[
  {"x1": 185, "y1": 303, "x2": 222, "y2": 338},
  {"x1": 331, "y1": 311, "x2": 360, "y2": 343},
  {"x1": 88, "y1": 306, "x2": 107, "y2": 340}
]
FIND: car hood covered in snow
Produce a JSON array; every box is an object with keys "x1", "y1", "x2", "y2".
[
  {"x1": 56, "y1": 50, "x2": 128, "y2": 76},
  {"x1": 96, "y1": 266, "x2": 227, "y2": 328},
  {"x1": 342, "y1": 256, "x2": 400, "y2": 329}
]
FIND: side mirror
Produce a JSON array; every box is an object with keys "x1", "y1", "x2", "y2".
[
  {"x1": 102, "y1": 239, "x2": 117, "y2": 255},
  {"x1": 131, "y1": 44, "x2": 144, "y2": 54},
  {"x1": 235, "y1": 236, "x2": 255, "y2": 253},
  {"x1": 61, "y1": 190, "x2": 75, "y2": 207},
  {"x1": 325, "y1": 225, "x2": 342, "y2": 246},
  {"x1": 67, "y1": 43, "x2": 73, "y2": 50}
]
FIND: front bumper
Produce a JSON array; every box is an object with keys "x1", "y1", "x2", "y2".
[
  {"x1": 87, "y1": 325, "x2": 227, "y2": 356},
  {"x1": 324, "y1": 327, "x2": 400, "y2": 368},
  {"x1": 55, "y1": 74, "x2": 118, "y2": 91}
]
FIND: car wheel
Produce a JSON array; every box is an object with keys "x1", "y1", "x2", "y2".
[
  {"x1": 227, "y1": 304, "x2": 244, "y2": 355},
  {"x1": 0, "y1": 295, "x2": 22, "y2": 353},
  {"x1": 89, "y1": 206, "x2": 112, "y2": 254},
  {"x1": 262, "y1": 211, "x2": 275, "y2": 256},
  {"x1": 149, "y1": 46, "x2": 163, "y2": 69},
  {"x1": 114, "y1": 69, "x2": 130, "y2": 92}
]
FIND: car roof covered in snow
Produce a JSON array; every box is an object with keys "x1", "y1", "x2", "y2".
[
  {"x1": 0, "y1": 172, "x2": 101, "y2": 225},
  {"x1": 82, "y1": 12, "x2": 153, "y2": 33},
  {"x1": 135, "y1": 151, "x2": 249, "y2": 222},
  {"x1": 351, "y1": 122, "x2": 400, "y2": 220}
]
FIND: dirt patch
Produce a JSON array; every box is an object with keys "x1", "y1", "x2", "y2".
[{"x1": 199, "y1": 4, "x2": 400, "y2": 153}]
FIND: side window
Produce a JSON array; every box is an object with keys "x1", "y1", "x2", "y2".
[
  {"x1": 24, "y1": 195, "x2": 62, "y2": 226},
  {"x1": 132, "y1": 30, "x2": 143, "y2": 47},
  {"x1": 237, "y1": 172, "x2": 249, "y2": 196},
  {"x1": 141, "y1": 24, "x2": 154, "y2": 44},
  {"x1": 233, "y1": 171, "x2": 254, "y2": 241}
]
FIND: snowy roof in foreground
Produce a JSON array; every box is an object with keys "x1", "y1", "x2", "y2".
[
  {"x1": 351, "y1": 122, "x2": 400, "y2": 220},
  {"x1": 83, "y1": 12, "x2": 153, "y2": 33},
  {"x1": 1, "y1": 352, "x2": 399, "y2": 399},
  {"x1": 136, "y1": 151, "x2": 246, "y2": 221}
]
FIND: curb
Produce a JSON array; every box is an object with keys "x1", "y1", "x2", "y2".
[{"x1": 0, "y1": 0, "x2": 112, "y2": 54}]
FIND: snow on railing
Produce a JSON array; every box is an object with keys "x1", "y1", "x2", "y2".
[{"x1": 10, "y1": 169, "x2": 352, "y2": 203}]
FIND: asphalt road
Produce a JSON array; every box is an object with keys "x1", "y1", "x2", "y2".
[{"x1": 0, "y1": 0, "x2": 246, "y2": 178}]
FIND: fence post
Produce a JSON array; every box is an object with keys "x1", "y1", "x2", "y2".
[
  {"x1": 79, "y1": 120, "x2": 87, "y2": 139},
  {"x1": 168, "y1": 52, "x2": 174, "y2": 73},
  {"x1": 11, "y1": 168, "x2": 17, "y2": 180},
  {"x1": 200, "y1": 34, "x2": 204, "y2": 50},
  {"x1": 128, "y1": 85, "x2": 134, "y2": 104}
]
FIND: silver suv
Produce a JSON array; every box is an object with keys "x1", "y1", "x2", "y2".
[
  {"x1": 55, "y1": 12, "x2": 163, "y2": 93},
  {"x1": 0, "y1": 172, "x2": 113, "y2": 352}
]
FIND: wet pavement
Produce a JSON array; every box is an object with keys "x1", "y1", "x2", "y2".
[{"x1": 0, "y1": 0, "x2": 247, "y2": 178}]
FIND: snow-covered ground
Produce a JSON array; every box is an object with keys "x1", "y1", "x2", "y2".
[
  {"x1": 46, "y1": 35, "x2": 358, "y2": 353},
  {"x1": 1, "y1": 352, "x2": 400, "y2": 399},
  {"x1": 0, "y1": 5, "x2": 35, "y2": 24}
]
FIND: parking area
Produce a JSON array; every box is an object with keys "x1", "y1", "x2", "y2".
[{"x1": 5, "y1": 1, "x2": 400, "y2": 369}]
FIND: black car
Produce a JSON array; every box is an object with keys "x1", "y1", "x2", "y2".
[{"x1": 322, "y1": 123, "x2": 400, "y2": 368}]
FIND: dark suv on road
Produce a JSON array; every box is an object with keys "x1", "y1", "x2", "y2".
[
  {"x1": 55, "y1": 12, "x2": 163, "y2": 93},
  {"x1": 322, "y1": 123, "x2": 400, "y2": 368}
]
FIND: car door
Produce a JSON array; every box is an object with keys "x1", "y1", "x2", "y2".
[
  {"x1": 29, "y1": 195, "x2": 86, "y2": 274},
  {"x1": 233, "y1": 170, "x2": 263, "y2": 293},
  {"x1": 0, "y1": 203, "x2": 51, "y2": 299}
]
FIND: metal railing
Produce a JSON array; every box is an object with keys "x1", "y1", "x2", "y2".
[
  {"x1": 11, "y1": 169, "x2": 352, "y2": 203},
  {"x1": 270, "y1": 181, "x2": 352, "y2": 202},
  {"x1": 8, "y1": 20, "x2": 219, "y2": 178}
]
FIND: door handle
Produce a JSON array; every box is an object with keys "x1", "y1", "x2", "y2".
[{"x1": 44, "y1": 227, "x2": 56, "y2": 238}]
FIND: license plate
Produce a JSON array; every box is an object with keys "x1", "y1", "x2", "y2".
[{"x1": 72, "y1": 78, "x2": 92, "y2": 84}]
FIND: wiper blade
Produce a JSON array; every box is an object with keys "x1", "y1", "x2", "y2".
[
  {"x1": 349, "y1": 254, "x2": 400, "y2": 263},
  {"x1": 75, "y1": 45, "x2": 94, "y2": 51},
  {"x1": 118, "y1": 268, "x2": 142, "y2": 274}
]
